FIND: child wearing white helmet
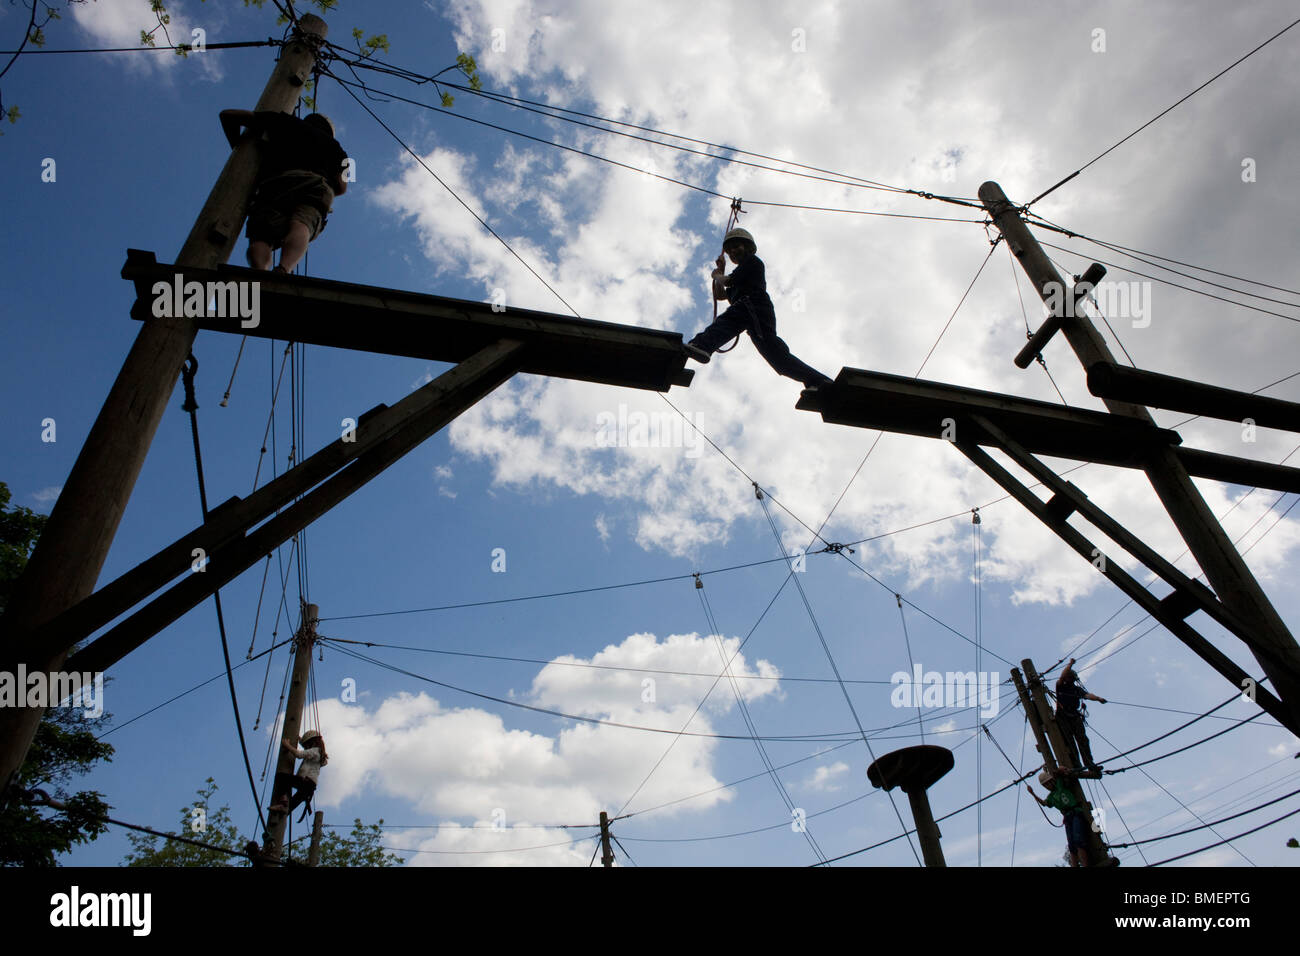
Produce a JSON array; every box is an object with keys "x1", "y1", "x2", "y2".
[
  {"x1": 1027, "y1": 765, "x2": 1092, "y2": 867},
  {"x1": 684, "y1": 227, "x2": 833, "y2": 391},
  {"x1": 270, "y1": 729, "x2": 328, "y2": 821}
]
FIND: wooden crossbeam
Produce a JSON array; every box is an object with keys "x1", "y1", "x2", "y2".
[
  {"x1": 121, "y1": 250, "x2": 693, "y2": 392},
  {"x1": 1088, "y1": 363, "x2": 1300, "y2": 433},
  {"x1": 798, "y1": 368, "x2": 1300, "y2": 493}
]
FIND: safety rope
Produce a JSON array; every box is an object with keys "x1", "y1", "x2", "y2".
[
  {"x1": 711, "y1": 198, "x2": 746, "y2": 353},
  {"x1": 180, "y1": 355, "x2": 269, "y2": 837}
]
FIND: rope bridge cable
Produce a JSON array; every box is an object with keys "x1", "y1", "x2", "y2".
[
  {"x1": 709, "y1": 198, "x2": 746, "y2": 354},
  {"x1": 755, "y1": 491, "x2": 924, "y2": 866},
  {"x1": 1110, "y1": 786, "x2": 1300, "y2": 852},
  {"x1": 93, "y1": 636, "x2": 295, "y2": 741},
  {"x1": 1025, "y1": 16, "x2": 1300, "y2": 208},
  {"x1": 1006, "y1": 237, "x2": 1069, "y2": 405},
  {"x1": 1097, "y1": 774, "x2": 1150, "y2": 866},
  {"x1": 811, "y1": 707, "x2": 1035, "y2": 865},
  {"x1": 1040, "y1": 250, "x2": 1138, "y2": 367},
  {"x1": 612, "y1": 568, "x2": 818, "y2": 822},
  {"x1": 696, "y1": 575, "x2": 830, "y2": 863},
  {"x1": 324, "y1": 65, "x2": 583, "y2": 318},
  {"x1": 322, "y1": 639, "x2": 884, "y2": 743},
  {"x1": 324, "y1": 73, "x2": 987, "y2": 225},
  {"x1": 0, "y1": 39, "x2": 280, "y2": 55},
  {"x1": 1103, "y1": 710, "x2": 1268, "y2": 776},
  {"x1": 179, "y1": 355, "x2": 268, "y2": 837},
  {"x1": 625, "y1": 698, "x2": 1026, "y2": 852},
  {"x1": 1147, "y1": 799, "x2": 1300, "y2": 867},
  {"x1": 1034, "y1": 237, "x2": 1300, "y2": 325},
  {"x1": 1084, "y1": 722, "x2": 1256, "y2": 866},
  {"x1": 1022, "y1": 218, "x2": 1300, "y2": 299},
  {"x1": 1042, "y1": 229, "x2": 1300, "y2": 311},
  {"x1": 22, "y1": 790, "x2": 284, "y2": 865},
  {"x1": 982, "y1": 724, "x2": 1059, "y2": 828},
  {"x1": 319, "y1": 635, "x2": 899, "y2": 685},
  {"x1": 895, "y1": 595, "x2": 924, "y2": 742},
  {"x1": 651, "y1": 392, "x2": 1017, "y2": 669},
  {"x1": 325, "y1": 43, "x2": 989, "y2": 211}
]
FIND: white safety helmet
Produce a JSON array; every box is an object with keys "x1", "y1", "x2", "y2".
[
  {"x1": 722, "y1": 227, "x2": 756, "y2": 254},
  {"x1": 1038, "y1": 769, "x2": 1054, "y2": 787}
]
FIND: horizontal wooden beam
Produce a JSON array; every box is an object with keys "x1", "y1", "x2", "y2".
[
  {"x1": 798, "y1": 368, "x2": 1300, "y2": 493},
  {"x1": 1088, "y1": 363, "x2": 1300, "y2": 433},
  {"x1": 798, "y1": 367, "x2": 1175, "y2": 466},
  {"x1": 121, "y1": 250, "x2": 694, "y2": 392}
]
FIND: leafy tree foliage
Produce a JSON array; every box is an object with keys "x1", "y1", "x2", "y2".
[
  {"x1": 124, "y1": 779, "x2": 404, "y2": 866},
  {"x1": 123, "y1": 778, "x2": 250, "y2": 866},
  {"x1": 0, "y1": 481, "x2": 115, "y2": 867}
]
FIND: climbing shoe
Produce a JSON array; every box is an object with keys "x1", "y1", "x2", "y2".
[{"x1": 683, "y1": 344, "x2": 711, "y2": 364}]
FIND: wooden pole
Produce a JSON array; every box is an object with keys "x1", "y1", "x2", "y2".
[
  {"x1": 0, "y1": 15, "x2": 329, "y2": 797},
  {"x1": 599, "y1": 811, "x2": 615, "y2": 867},
  {"x1": 263, "y1": 603, "x2": 318, "y2": 861},
  {"x1": 1010, "y1": 666, "x2": 1056, "y2": 771},
  {"x1": 308, "y1": 811, "x2": 325, "y2": 867},
  {"x1": 981, "y1": 181, "x2": 1300, "y2": 729},
  {"x1": 1022, "y1": 659, "x2": 1111, "y2": 866}
]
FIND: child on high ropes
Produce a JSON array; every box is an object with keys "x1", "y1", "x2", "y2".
[{"x1": 684, "y1": 227, "x2": 833, "y2": 391}]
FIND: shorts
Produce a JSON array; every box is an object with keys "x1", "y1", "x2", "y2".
[
  {"x1": 1063, "y1": 810, "x2": 1090, "y2": 852},
  {"x1": 246, "y1": 170, "x2": 333, "y2": 247}
]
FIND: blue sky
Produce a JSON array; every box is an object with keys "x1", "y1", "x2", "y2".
[{"x1": 2, "y1": 0, "x2": 1299, "y2": 867}]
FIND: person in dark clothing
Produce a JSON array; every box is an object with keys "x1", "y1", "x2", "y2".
[
  {"x1": 684, "y1": 228, "x2": 833, "y2": 390},
  {"x1": 1055, "y1": 658, "x2": 1107, "y2": 772},
  {"x1": 219, "y1": 109, "x2": 348, "y2": 273}
]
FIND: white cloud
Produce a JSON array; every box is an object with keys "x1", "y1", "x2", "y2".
[
  {"x1": 371, "y1": 0, "x2": 1300, "y2": 607},
  {"x1": 30, "y1": 485, "x2": 61, "y2": 506},
  {"x1": 297, "y1": 631, "x2": 781, "y2": 863},
  {"x1": 802, "y1": 760, "x2": 849, "y2": 793}
]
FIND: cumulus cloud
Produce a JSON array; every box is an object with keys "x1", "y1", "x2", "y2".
[
  {"x1": 369, "y1": 0, "x2": 1300, "y2": 609},
  {"x1": 297, "y1": 631, "x2": 780, "y2": 863}
]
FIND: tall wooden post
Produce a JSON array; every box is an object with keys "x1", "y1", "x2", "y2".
[
  {"x1": 308, "y1": 810, "x2": 325, "y2": 867},
  {"x1": 599, "y1": 811, "x2": 615, "y2": 867},
  {"x1": 263, "y1": 603, "x2": 318, "y2": 861},
  {"x1": 0, "y1": 16, "x2": 329, "y2": 798},
  {"x1": 981, "y1": 181, "x2": 1300, "y2": 729},
  {"x1": 1018, "y1": 659, "x2": 1111, "y2": 866}
]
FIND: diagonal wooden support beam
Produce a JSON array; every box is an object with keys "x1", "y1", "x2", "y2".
[
  {"x1": 982, "y1": 179, "x2": 1300, "y2": 730},
  {"x1": 966, "y1": 414, "x2": 1261, "y2": 650},
  {"x1": 121, "y1": 250, "x2": 693, "y2": 392},
  {"x1": 952, "y1": 434, "x2": 1296, "y2": 736},
  {"x1": 11, "y1": 340, "x2": 529, "y2": 665},
  {"x1": 60, "y1": 340, "x2": 526, "y2": 676}
]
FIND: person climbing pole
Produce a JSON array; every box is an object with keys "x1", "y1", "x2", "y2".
[
  {"x1": 1027, "y1": 766, "x2": 1093, "y2": 867},
  {"x1": 219, "y1": 109, "x2": 348, "y2": 274},
  {"x1": 270, "y1": 730, "x2": 328, "y2": 820},
  {"x1": 1055, "y1": 658, "x2": 1107, "y2": 773},
  {"x1": 683, "y1": 227, "x2": 833, "y2": 391}
]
